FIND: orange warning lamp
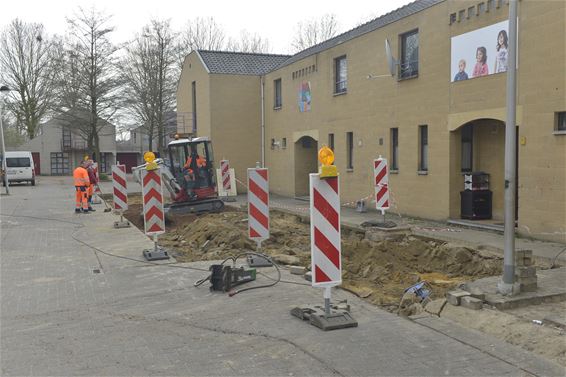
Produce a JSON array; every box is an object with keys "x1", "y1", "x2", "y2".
[
  {"x1": 318, "y1": 146, "x2": 338, "y2": 178},
  {"x1": 144, "y1": 151, "x2": 158, "y2": 171}
]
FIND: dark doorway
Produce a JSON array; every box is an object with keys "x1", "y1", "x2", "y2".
[{"x1": 294, "y1": 136, "x2": 318, "y2": 198}]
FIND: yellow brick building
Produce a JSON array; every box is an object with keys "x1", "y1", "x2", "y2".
[{"x1": 177, "y1": 0, "x2": 566, "y2": 242}]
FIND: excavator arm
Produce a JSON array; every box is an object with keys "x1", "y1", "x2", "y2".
[{"x1": 132, "y1": 159, "x2": 183, "y2": 201}]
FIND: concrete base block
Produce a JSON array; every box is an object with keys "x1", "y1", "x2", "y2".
[
  {"x1": 113, "y1": 220, "x2": 131, "y2": 228},
  {"x1": 521, "y1": 282, "x2": 538, "y2": 292},
  {"x1": 304, "y1": 271, "x2": 312, "y2": 282},
  {"x1": 469, "y1": 287, "x2": 485, "y2": 301},
  {"x1": 517, "y1": 276, "x2": 537, "y2": 285},
  {"x1": 497, "y1": 280, "x2": 521, "y2": 296},
  {"x1": 460, "y1": 296, "x2": 483, "y2": 310},
  {"x1": 446, "y1": 290, "x2": 470, "y2": 306},
  {"x1": 515, "y1": 266, "x2": 536, "y2": 278}
]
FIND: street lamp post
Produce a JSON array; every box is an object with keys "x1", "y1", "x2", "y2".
[{"x1": 0, "y1": 85, "x2": 10, "y2": 195}]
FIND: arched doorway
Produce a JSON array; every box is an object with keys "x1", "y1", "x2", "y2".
[
  {"x1": 294, "y1": 136, "x2": 318, "y2": 198},
  {"x1": 449, "y1": 118, "x2": 516, "y2": 222}
]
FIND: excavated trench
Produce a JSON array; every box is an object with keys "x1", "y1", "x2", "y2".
[{"x1": 123, "y1": 200, "x2": 503, "y2": 312}]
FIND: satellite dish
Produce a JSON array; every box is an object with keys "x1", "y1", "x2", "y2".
[{"x1": 385, "y1": 39, "x2": 398, "y2": 77}]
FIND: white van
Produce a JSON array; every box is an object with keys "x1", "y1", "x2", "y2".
[{"x1": 2, "y1": 151, "x2": 36, "y2": 186}]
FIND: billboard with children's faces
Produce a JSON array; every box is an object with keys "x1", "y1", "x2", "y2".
[{"x1": 451, "y1": 20, "x2": 511, "y2": 82}]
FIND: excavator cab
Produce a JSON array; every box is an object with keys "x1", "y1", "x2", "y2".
[{"x1": 166, "y1": 137, "x2": 224, "y2": 213}]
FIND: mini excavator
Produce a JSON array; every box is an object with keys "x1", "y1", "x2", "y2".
[{"x1": 133, "y1": 137, "x2": 224, "y2": 214}]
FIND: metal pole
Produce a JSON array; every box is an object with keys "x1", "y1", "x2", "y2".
[
  {"x1": 498, "y1": 0, "x2": 518, "y2": 295},
  {"x1": 153, "y1": 234, "x2": 158, "y2": 253},
  {"x1": 260, "y1": 77, "x2": 265, "y2": 168},
  {"x1": 324, "y1": 286, "x2": 331, "y2": 316},
  {"x1": 0, "y1": 100, "x2": 9, "y2": 195}
]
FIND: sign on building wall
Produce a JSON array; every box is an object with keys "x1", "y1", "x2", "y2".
[
  {"x1": 298, "y1": 81, "x2": 311, "y2": 112},
  {"x1": 450, "y1": 20, "x2": 516, "y2": 82}
]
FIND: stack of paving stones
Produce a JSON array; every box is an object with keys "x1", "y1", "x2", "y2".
[
  {"x1": 515, "y1": 249, "x2": 537, "y2": 292},
  {"x1": 445, "y1": 289, "x2": 484, "y2": 310}
]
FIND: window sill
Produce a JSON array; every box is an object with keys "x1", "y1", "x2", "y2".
[
  {"x1": 346, "y1": 168, "x2": 354, "y2": 172},
  {"x1": 273, "y1": 106, "x2": 282, "y2": 111},
  {"x1": 333, "y1": 91, "x2": 347, "y2": 97},
  {"x1": 398, "y1": 74, "x2": 419, "y2": 81},
  {"x1": 417, "y1": 170, "x2": 428, "y2": 175},
  {"x1": 390, "y1": 169, "x2": 399, "y2": 174},
  {"x1": 553, "y1": 130, "x2": 566, "y2": 135}
]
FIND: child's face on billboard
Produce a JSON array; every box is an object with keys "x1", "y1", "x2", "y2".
[{"x1": 459, "y1": 61, "x2": 466, "y2": 72}]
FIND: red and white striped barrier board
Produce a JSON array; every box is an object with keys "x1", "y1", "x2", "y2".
[
  {"x1": 141, "y1": 168, "x2": 165, "y2": 236},
  {"x1": 112, "y1": 164, "x2": 128, "y2": 210},
  {"x1": 310, "y1": 174, "x2": 342, "y2": 287},
  {"x1": 247, "y1": 168, "x2": 269, "y2": 241},
  {"x1": 373, "y1": 157, "x2": 389, "y2": 212},
  {"x1": 220, "y1": 160, "x2": 231, "y2": 191}
]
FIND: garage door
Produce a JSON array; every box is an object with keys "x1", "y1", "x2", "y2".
[{"x1": 116, "y1": 153, "x2": 139, "y2": 173}]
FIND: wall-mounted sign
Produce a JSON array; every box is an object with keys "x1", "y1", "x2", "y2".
[{"x1": 451, "y1": 20, "x2": 515, "y2": 82}]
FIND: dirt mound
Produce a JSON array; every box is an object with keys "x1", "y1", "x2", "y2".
[{"x1": 153, "y1": 209, "x2": 502, "y2": 311}]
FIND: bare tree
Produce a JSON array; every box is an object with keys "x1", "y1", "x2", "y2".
[
  {"x1": 291, "y1": 14, "x2": 340, "y2": 52},
  {"x1": 0, "y1": 19, "x2": 57, "y2": 139},
  {"x1": 52, "y1": 7, "x2": 121, "y2": 161},
  {"x1": 121, "y1": 19, "x2": 178, "y2": 154},
  {"x1": 227, "y1": 30, "x2": 270, "y2": 53}
]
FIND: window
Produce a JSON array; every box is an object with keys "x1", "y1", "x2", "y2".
[
  {"x1": 346, "y1": 132, "x2": 353, "y2": 170},
  {"x1": 556, "y1": 112, "x2": 566, "y2": 132},
  {"x1": 99, "y1": 153, "x2": 107, "y2": 173},
  {"x1": 270, "y1": 138, "x2": 276, "y2": 149},
  {"x1": 50, "y1": 152, "x2": 70, "y2": 175},
  {"x1": 328, "y1": 133, "x2": 335, "y2": 151},
  {"x1": 191, "y1": 81, "x2": 197, "y2": 133},
  {"x1": 458, "y1": 9, "x2": 466, "y2": 21},
  {"x1": 467, "y1": 6, "x2": 475, "y2": 18},
  {"x1": 461, "y1": 124, "x2": 473, "y2": 172},
  {"x1": 390, "y1": 128, "x2": 399, "y2": 170},
  {"x1": 282, "y1": 138, "x2": 287, "y2": 149},
  {"x1": 449, "y1": 13, "x2": 457, "y2": 24},
  {"x1": 6, "y1": 158, "x2": 31, "y2": 168},
  {"x1": 486, "y1": 0, "x2": 494, "y2": 11},
  {"x1": 478, "y1": 2, "x2": 486, "y2": 14},
  {"x1": 419, "y1": 125, "x2": 428, "y2": 171},
  {"x1": 274, "y1": 79, "x2": 282, "y2": 108},
  {"x1": 400, "y1": 30, "x2": 418, "y2": 79},
  {"x1": 334, "y1": 56, "x2": 347, "y2": 94},
  {"x1": 62, "y1": 128, "x2": 72, "y2": 149}
]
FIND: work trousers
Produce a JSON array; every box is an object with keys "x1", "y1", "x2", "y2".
[
  {"x1": 75, "y1": 186, "x2": 89, "y2": 210},
  {"x1": 87, "y1": 185, "x2": 94, "y2": 204}
]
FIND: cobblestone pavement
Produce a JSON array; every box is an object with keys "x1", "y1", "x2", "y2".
[{"x1": 1, "y1": 177, "x2": 564, "y2": 376}]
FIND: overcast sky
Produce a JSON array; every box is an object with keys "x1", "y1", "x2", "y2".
[{"x1": 1, "y1": 0, "x2": 414, "y2": 54}]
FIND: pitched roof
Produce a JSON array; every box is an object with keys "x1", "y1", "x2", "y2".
[
  {"x1": 197, "y1": 50, "x2": 291, "y2": 75},
  {"x1": 277, "y1": 0, "x2": 444, "y2": 69}
]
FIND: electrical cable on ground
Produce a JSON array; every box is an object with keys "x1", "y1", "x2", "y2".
[
  {"x1": 0, "y1": 213, "x2": 209, "y2": 272},
  {"x1": 551, "y1": 247, "x2": 566, "y2": 268}
]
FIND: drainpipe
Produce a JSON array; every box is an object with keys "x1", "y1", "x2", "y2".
[
  {"x1": 498, "y1": 0, "x2": 519, "y2": 295},
  {"x1": 260, "y1": 76, "x2": 265, "y2": 168}
]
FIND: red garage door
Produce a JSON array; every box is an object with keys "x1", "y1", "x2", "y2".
[
  {"x1": 32, "y1": 152, "x2": 41, "y2": 175},
  {"x1": 116, "y1": 153, "x2": 139, "y2": 173}
]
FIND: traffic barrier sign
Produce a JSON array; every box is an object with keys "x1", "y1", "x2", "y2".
[
  {"x1": 141, "y1": 168, "x2": 165, "y2": 236},
  {"x1": 310, "y1": 174, "x2": 341, "y2": 287},
  {"x1": 220, "y1": 160, "x2": 231, "y2": 191},
  {"x1": 112, "y1": 164, "x2": 130, "y2": 228},
  {"x1": 247, "y1": 168, "x2": 269, "y2": 242},
  {"x1": 373, "y1": 157, "x2": 389, "y2": 214},
  {"x1": 112, "y1": 164, "x2": 128, "y2": 211}
]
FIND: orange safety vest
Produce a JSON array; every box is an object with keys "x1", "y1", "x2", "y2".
[{"x1": 73, "y1": 166, "x2": 90, "y2": 187}]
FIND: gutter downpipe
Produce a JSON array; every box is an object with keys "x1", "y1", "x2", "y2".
[{"x1": 260, "y1": 76, "x2": 265, "y2": 168}]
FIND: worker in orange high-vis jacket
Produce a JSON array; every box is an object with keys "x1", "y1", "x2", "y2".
[{"x1": 73, "y1": 160, "x2": 91, "y2": 213}]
